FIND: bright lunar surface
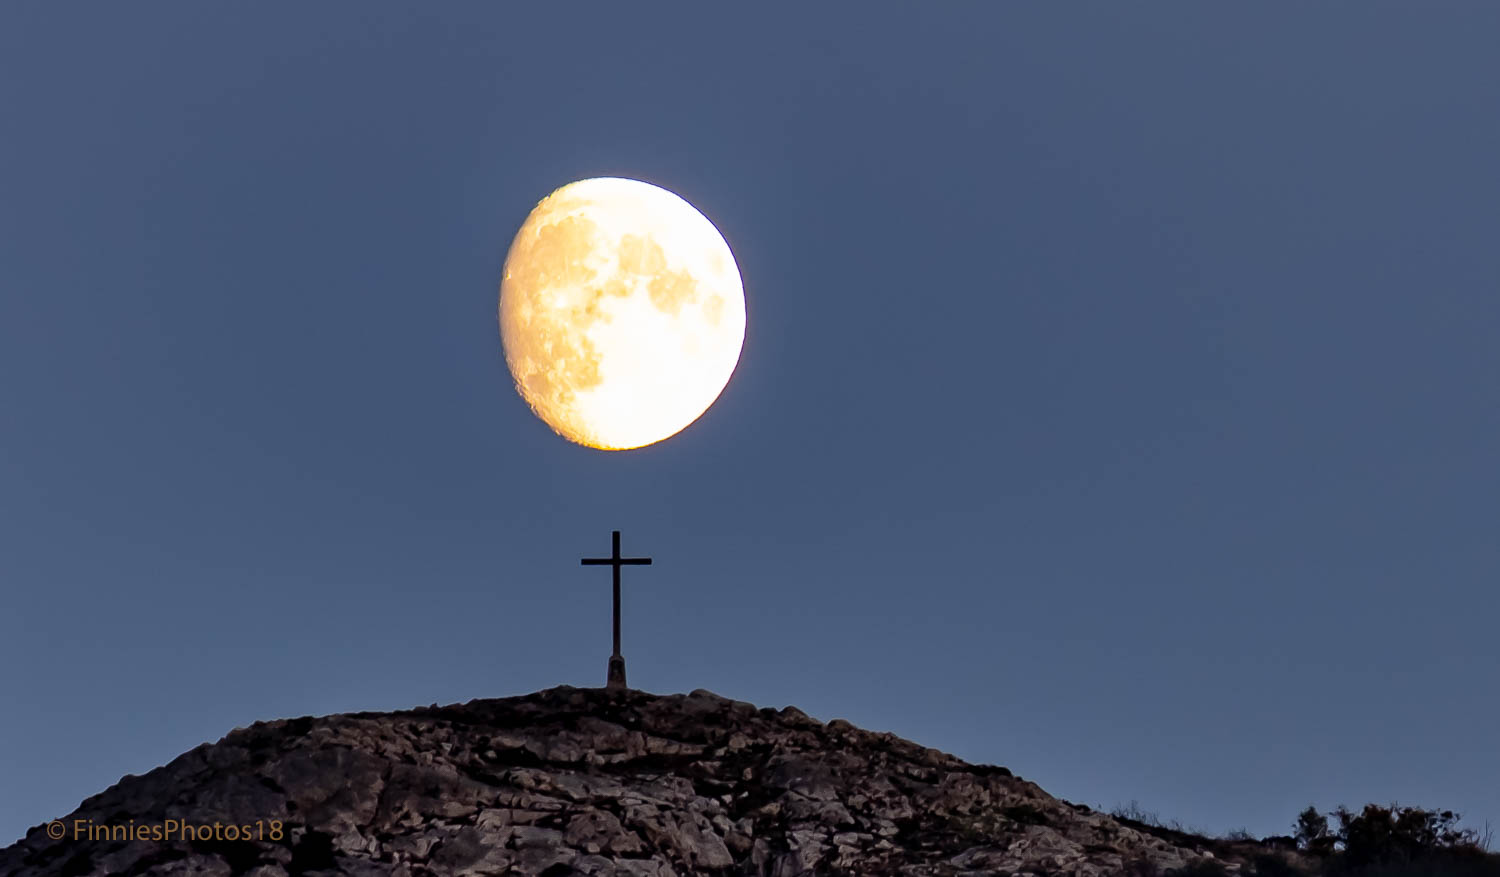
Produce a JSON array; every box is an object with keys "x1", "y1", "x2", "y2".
[{"x1": 499, "y1": 178, "x2": 746, "y2": 450}]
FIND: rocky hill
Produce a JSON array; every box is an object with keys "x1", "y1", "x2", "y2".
[{"x1": 2, "y1": 686, "x2": 1292, "y2": 876}]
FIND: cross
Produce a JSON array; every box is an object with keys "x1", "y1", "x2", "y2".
[{"x1": 581, "y1": 530, "x2": 652, "y2": 689}]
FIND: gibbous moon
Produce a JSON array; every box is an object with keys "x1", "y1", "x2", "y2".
[{"x1": 499, "y1": 178, "x2": 746, "y2": 450}]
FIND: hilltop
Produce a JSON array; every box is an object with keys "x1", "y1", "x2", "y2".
[{"x1": 2, "y1": 686, "x2": 1316, "y2": 876}]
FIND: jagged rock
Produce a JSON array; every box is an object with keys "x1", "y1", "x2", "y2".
[{"x1": 3, "y1": 687, "x2": 1244, "y2": 876}]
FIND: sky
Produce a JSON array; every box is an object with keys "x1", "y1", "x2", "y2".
[{"x1": 2, "y1": 2, "x2": 1497, "y2": 848}]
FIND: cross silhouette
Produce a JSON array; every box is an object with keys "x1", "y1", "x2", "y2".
[{"x1": 581, "y1": 530, "x2": 652, "y2": 689}]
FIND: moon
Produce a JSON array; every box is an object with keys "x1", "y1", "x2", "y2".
[{"x1": 498, "y1": 178, "x2": 746, "y2": 450}]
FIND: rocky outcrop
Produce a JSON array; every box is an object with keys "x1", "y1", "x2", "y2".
[{"x1": 2, "y1": 687, "x2": 1246, "y2": 876}]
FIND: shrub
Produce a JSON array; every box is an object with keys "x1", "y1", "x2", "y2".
[
  {"x1": 1333, "y1": 804, "x2": 1477, "y2": 867},
  {"x1": 1297, "y1": 806, "x2": 1334, "y2": 855}
]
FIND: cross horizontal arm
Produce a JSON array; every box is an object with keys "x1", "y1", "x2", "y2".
[{"x1": 581, "y1": 558, "x2": 652, "y2": 565}]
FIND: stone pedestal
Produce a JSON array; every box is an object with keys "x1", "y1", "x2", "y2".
[{"x1": 606, "y1": 655, "x2": 627, "y2": 689}]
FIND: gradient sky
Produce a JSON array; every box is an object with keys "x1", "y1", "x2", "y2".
[{"x1": 3, "y1": 3, "x2": 1497, "y2": 848}]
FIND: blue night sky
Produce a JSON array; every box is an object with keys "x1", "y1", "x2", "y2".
[{"x1": 2, "y1": 3, "x2": 1497, "y2": 847}]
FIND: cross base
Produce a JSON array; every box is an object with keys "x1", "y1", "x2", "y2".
[{"x1": 606, "y1": 655, "x2": 627, "y2": 689}]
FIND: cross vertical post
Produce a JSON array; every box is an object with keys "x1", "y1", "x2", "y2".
[
  {"x1": 581, "y1": 530, "x2": 652, "y2": 689},
  {"x1": 612, "y1": 530, "x2": 622, "y2": 657}
]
